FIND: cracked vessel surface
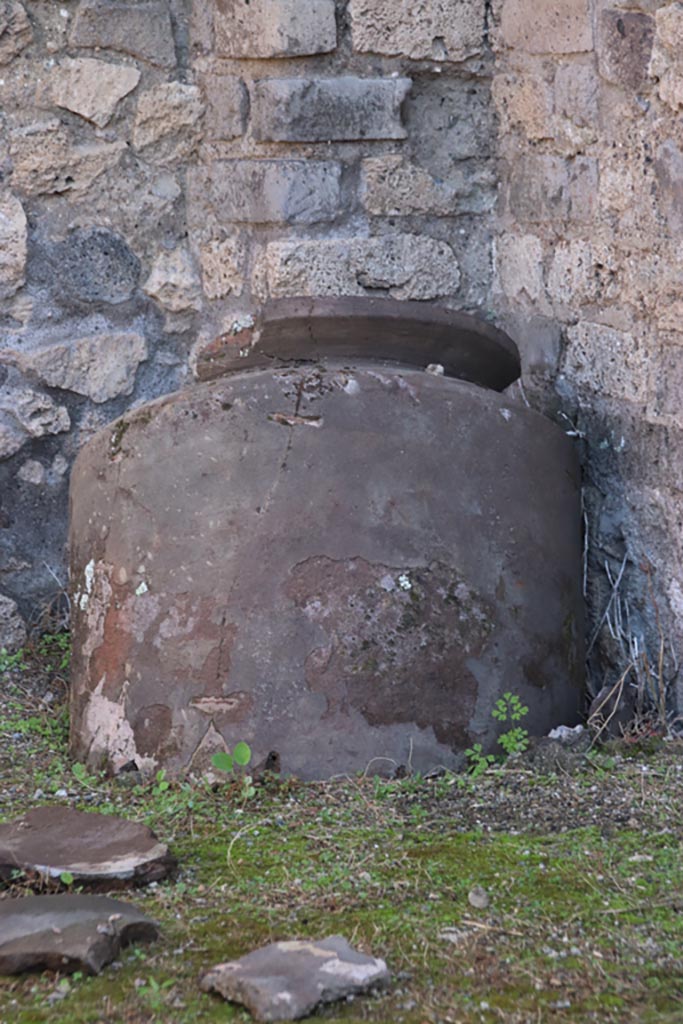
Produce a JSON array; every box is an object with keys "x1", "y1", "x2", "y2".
[{"x1": 69, "y1": 358, "x2": 583, "y2": 779}]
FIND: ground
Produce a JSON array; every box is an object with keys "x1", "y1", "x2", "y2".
[{"x1": 1, "y1": 640, "x2": 682, "y2": 1024}]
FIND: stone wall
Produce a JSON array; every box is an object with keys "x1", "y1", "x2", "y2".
[
  {"x1": 491, "y1": 0, "x2": 683, "y2": 710},
  {"x1": 0, "y1": 0, "x2": 497, "y2": 644},
  {"x1": 1, "y1": 0, "x2": 681, "y2": 721}
]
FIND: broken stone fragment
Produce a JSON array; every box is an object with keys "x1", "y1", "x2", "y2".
[
  {"x1": 0, "y1": 381, "x2": 70, "y2": 460},
  {"x1": 48, "y1": 57, "x2": 141, "y2": 128},
  {"x1": 0, "y1": 1, "x2": 32, "y2": 66},
  {"x1": 143, "y1": 246, "x2": 202, "y2": 312},
  {"x1": 0, "y1": 895, "x2": 158, "y2": 975},
  {"x1": 0, "y1": 591, "x2": 26, "y2": 652},
  {"x1": 201, "y1": 936, "x2": 390, "y2": 1022},
  {"x1": 0, "y1": 191, "x2": 27, "y2": 299},
  {"x1": 0, "y1": 807, "x2": 176, "y2": 886}
]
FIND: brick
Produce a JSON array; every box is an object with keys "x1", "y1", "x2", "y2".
[
  {"x1": 215, "y1": 0, "x2": 336, "y2": 58},
  {"x1": 202, "y1": 75, "x2": 247, "y2": 141},
  {"x1": 251, "y1": 77, "x2": 411, "y2": 143},
  {"x1": 349, "y1": 0, "x2": 482, "y2": 62},
  {"x1": 70, "y1": 1, "x2": 176, "y2": 69},
  {"x1": 496, "y1": 0, "x2": 593, "y2": 54},
  {"x1": 188, "y1": 160, "x2": 342, "y2": 226},
  {"x1": 259, "y1": 234, "x2": 460, "y2": 301},
  {"x1": 598, "y1": 10, "x2": 654, "y2": 89}
]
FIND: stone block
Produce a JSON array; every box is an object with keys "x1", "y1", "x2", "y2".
[
  {"x1": 561, "y1": 322, "x2": 649, "y2": 404},
  {"x1": 494, "y1": 234, "x2": 549, "y2": 313},
  {"x1": 547, "y1": 239, "x2": 597, "y2": 310},
  {"x1": 143, "y1": 247, "x2": 202, "y2": 313},
  {"x1": 349, "y1": 0, "x2": 483, "y2": 62},
  {"x1": 362, "y1": 156, "x2": 457, "y2": 216},
  {"x1": 69, "y1": 1, "x2": 176, "y2": 69},
  {"x1": 0, "y1": 1, "x2": 31, "y2": 66},
  {"x1": 649, "y1": 4, "x2": 683, "y2": 110},
  {"x1": 496, "y1": 0, "x2": 593, "y2": 54},
  {"x1": 508, "y1": 155, "x2": 569, "y2": 222},
  {"x1": 259, "y1": 234, "x2": 460, "y2": 301},
  {"x1": 133, "y1": 82, "x2": 204, "y2": 160},
  {"x1": 567, "y1": 157, "x2": 599, "y2": 223},
  {"x1": 491, "y1": 74, "x2": 554, "y2": 139},
  {"x1": 202, "y1": 74, "x2": 247, "y2": 141},
  {"x1": 598, "y1": 10, "x2": 654, "y2": 90},
  {"x1": 0, "y1": 193, "x2": 26, "y2": 300},
  {"x1": 49, "y1": 228, "x2": 140, "y2": 305},
  {"x1": 6, "y1": 333, "x2": 148, "y2": 404},
  {"x1": 0, "y1": 592, "x2": 25, "y2": 651},
  {"x1": 0, "y1": 381, "x2": 70, "y2": 459},
  {"x1": 215, "y1": 0, "x2": 336, "y2": 58},
  {"x1": 9, "y1": 121, "x2": 126, "y2": 196},
  {"x1": 199, "y1": 238, "x2": 245, "y2": 299},
  {"x1": 188, "y1": 160, "x2": 342, "y2": 225},
  {"x1": 251, "y1": 77, "x2": 411, "y2": 142},
  {"x1": 554, "y1": 64, "x2": 599, "y2": 127},
  {"x1": 48, "y1": 57, "x2": 141, "y2": 128},
  {"x1": 649, "y1": 334, "x2": 683, "y2": 424}
]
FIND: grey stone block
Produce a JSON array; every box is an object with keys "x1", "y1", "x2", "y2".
[
  {"x1": 188, "y1": 160, "x2": 342, "y2": 225},
  {"x1": 52, "y1": 228, "x2": 140, "y2": 305},
  {"x1": 70, "y1": 1, "x2": 176, "y2": 69},
  {"x1": 202, "y1": 74, "x2": 248, "y2": 141},
  {"x1": 251, "y1": 77, "x2": 411, "y2": 142},
  {"x1": 215, "y1": 0, "x2": 336, "y2": 58}
]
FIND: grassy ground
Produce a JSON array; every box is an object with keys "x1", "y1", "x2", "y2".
[{"x1": 1, "y1": 640, "x2": 682, "y2": 1024}]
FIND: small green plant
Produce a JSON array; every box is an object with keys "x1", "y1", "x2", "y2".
[
  {"x1": 211, "y1": 742, "x2": 255, "y2": 799},
  {"x1": 36, "y1": 632, "x2": 71, "y2": 673},
  {"x1": 0, "y1": 646, "x2": 27, "y2": 673},
  {"x1": 137, "y1": 976, "x2": 175, "y2": 1012},
  {"x1": 464, "y1": 742, "x2": 497, "y2": 778},
  {"x1": 59, "y1": 871, "x2": 75, "y2": 886},
  {"x1": 493, "y1": 691, "x2": 530, "y2": 756}
]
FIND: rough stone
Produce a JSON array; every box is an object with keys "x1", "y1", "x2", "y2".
[
  {"x1": 133, "y1": 82, "x2": 205, "y2": 159},
  {"x1": 546, "y1": 239, "x2": 599, "y2": 311},
  {"x1": 561, "y1": 322, "x2": 650, "y2": 404},
  {"x1": 0, "y1": 895, "x2": 159, "y2": 975},
  {"x1": 48, "y1": 228, "x2": 141, "y2": 306},
  {"x1": 199, "y1": 238, "x2": 245, "y2": 300},
  {"x1": 0, "y1": 383, "x2": 70, "y2": 459},
  {"x1": 349, "y1": 0, "x2": 483, "y2": 62},
  {"x1": 0, "y1": 592, "x2": 26, "y2": 652},
  {"x1": 214, "y1": 0, "x2": 336, "y2": 59},
  {"x1": 0, "y1": 192, "x2": 26, "y2": 299},
  {"x1": 47, "y1": 57, "x2": 141, "y2": 128},
  {"x1": 649, "y1": 4, "x2": 683, "y2": 110},
  {"x1": 17, "y1": 459, "x2": 45, "y2": 485},
  {"x1": 251, "y1": 77, "x2": 411, "y2": 142},
  {"x1": 507, "y1": 155, "x2": 597, "y2": 224},
  {"x1": 494, "y1": 234, "x2": 549, "y2": 313},
  {"x1": 491, "y1": 74, "x2": 555, "y2": 139},
  {"x1": 202, "y1": 74, "x2": 247, "y2": 140},
  {"x1": 69, "y1": 1, "x2": 176, "y2": 69},
  {"x1": 260, "y1": 234, "x2": 461, "y2": 301},
  {"x1": 7, "y1": 333, "x2": 148, "y2": 404},
  {"x1": 0, "y1": 807, "x2": 175, "y2": 886},
  {"x1": 9, "y1": 121, "x2": 126, "y2": 196},
  {"x1": 0, "y1": 1, "x2": 31, "y2": 66},
  {"x1": 201, "y1": 936, "x2": 390, "y2": 1021},
  {"x1": 496, "y1": 0, "x2": 593, "y2": 54},
  {"x1": 188, "y1": 160, "x2": 342, "y2": 226},
  {"x1": 554, "y1": 64, "x2": 599, "y2": 128},
  {"x1": 362, "y1": 156, "x2": 458, "y2": 215},
  {"x1": 598, "y1": 10, "x2": 655, "y2": 90},
  {"x1": 143, "y1": 247, "x2": 202, "y2": 313}
]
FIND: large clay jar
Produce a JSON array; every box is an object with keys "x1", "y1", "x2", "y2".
[{"x1": 69, "y1": 298, "x2": 583, "y2": 779}]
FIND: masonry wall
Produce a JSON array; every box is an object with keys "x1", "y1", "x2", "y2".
[{"x1": 0, "y1": 0, "x2": 681, "y2": 719}]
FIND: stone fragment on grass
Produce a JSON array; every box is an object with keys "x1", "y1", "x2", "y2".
[
  {"x1": 201, "y1": 935, "x2": 390, "y2": 1021},
  {"x1": 0, "y1": 807, "x2": 175, "y2": 886},
  {"x1": 0, "y1": 895, "x2": 158, "y2": 975},
  {"x1": 0, "y1": 592, "x2": 26, "y2": 652}
]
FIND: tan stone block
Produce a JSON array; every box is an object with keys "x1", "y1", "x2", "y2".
[
  {"x1": 554, "y1": 64, "x2": 599, "y2": 127},
  {"x1": 350, "y1": 0, "x2": 482, "y2": 62},
  {"x1": 647, "y1": 333, "x2": 683, "y2": 424},
  {"x1": 202, "y1": 74, "x2": 247, "y2": 141},
  {"x1": 598, "y1": 10, "x2": 654, "y2": 90},
  {"x1": 0, "y1": 192, "x2": 26, "y2": 300},
  {"x1": 260, "y1": 234, "x2": 460, "y2": 302},
  {"x1": 48, "y1": 57, "x2": 141, "y2": 128},
  {"x1": 546, "y1": 239, "x2": 609, "y2": 312},
  {"x1": 561, "y1": 322, "x2": 650, "y2": 404},
  {"x1": 199, "y1": 238, "x2": 245, "y2": 300},
  {"x1": 215, "y1": 0, "x2": 336, "y2": 58},
  {"x1": 144, "y1": 247, "x2": 202, "y2": 313},
  {"x1": 492, "y1": 74, "x2": 554, "y2": 139},
  {"x1": 0, "y1": 1, "x2": 32, "y2": 66},
  {"x1": 494, "y1": 234, "x2": 548, "y2": 312},
  {"x1": 5, "y1": 333, "x2": 148, "y2": 404},
  {"x1": 649, "y1": 4, "x2": 683, "y2": 110},
  {"x1": 495, "y1": 0, "x2": 593, "y2": 54},
  {"x1": 361, "y1": 156, "x2": 458, "y2": 216},
  {"x1": 70, "y1": 1, "x2": 176, "y2": 69},
  {"x1": 506, "y1": 155, "x2": 600, "y2": 224},
  {"x1": 9, "y1": 120, "x2": 126, "y2": 196},
  {"x1": 133, "y1": 82, "x2": 204, "y2": 161}
]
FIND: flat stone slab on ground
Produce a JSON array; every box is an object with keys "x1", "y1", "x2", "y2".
[
  {"x1": 0, "y1": 894, "x2": 158, "y2": 975},
  {"x1": 201, "y1": 935, "x2": 390, "y2": 1021},
  {"x1": 0, "y1": 807, "x2": 175, "y2": 886}
]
